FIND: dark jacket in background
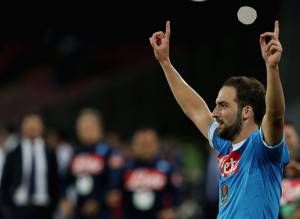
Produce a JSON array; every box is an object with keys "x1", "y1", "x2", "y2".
[{"x1": 0, "y1": 143, "x2": 59, "y2": 219}]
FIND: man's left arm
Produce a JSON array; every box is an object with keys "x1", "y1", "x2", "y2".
[{"x1": 260, "y1": 20, "x2": 285, "y2": 146}]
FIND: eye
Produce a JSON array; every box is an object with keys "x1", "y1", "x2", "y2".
[{"x1": 220, "y1": 103, "x2": 227, "y2": 108}]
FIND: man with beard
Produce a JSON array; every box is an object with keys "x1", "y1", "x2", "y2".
[{"x1": 149, "y1": 21, "x2": 289, "y2": 218}]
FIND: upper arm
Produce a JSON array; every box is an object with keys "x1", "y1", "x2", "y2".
[
  {"x1": 261, "y1": 114, "x2": 284, "y2": 146},
  {"x1": 0, "y1": 153, "x2": 13, "y2": 204}
]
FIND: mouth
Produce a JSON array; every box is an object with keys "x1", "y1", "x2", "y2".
[{"x1": 217, "y1": 120, "x2": 224, "y2": 129}]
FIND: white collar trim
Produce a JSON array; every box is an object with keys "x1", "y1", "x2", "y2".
[{"x1": 232, "y1": 139, "x2": 247, "y2": 151}]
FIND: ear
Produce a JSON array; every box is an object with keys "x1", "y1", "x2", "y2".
[{"x1": 242, "y1": 106, "x2": 253, "y2": 121}]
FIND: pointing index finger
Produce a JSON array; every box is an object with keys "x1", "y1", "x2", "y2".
[
  {"x1": 274, "y1": 20, "x2": 279, "y2": 38},
  {"x1": 165, "y1": 21, "x2": 171, "y2": 38}
]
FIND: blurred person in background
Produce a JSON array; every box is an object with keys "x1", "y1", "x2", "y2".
[
  {"x1": 106, "y1": 131, "x2": 131, "y2": 163},
  {"x1": 160, "y1": 137, "x2": 184, "y2": 173},
  {"x1": 280, "y1": 121, "x2": 300, "y2": 219},
  {"x1": 159, "y1": 138, "x2": 203, "y2": 219},
  {"x1": 46, "y1": 127, "x2": 73, "y2": 188},
  {"x1": 0, "y1": 125, "x2": 11, "y2": 183},
  {"x1": 202, "y1": 146, "x2": 219, "y2": 219},
  {"x1": 46, "y1": 127, "x2": 74, "y2": 219},
  {"x1": 116, "y1": 127, "x2": 183, "y2": 219},
  {"x1": 284, "y1": 121, "x2": 300, "y2": 178},
  {"x1": 0, "y1": 125, "x2": 15, "y2": 218},
  {"x1": 0, "y1": 112, "x2": 59, "y2": 219},
  {"x1": 60, "y1": 108, "x2": 124, "y2": 219}
]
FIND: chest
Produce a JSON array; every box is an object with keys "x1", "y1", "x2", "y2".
[
  {"x1": 71, "y1": 153, "x2": 106, "y2": 175},
  {"x1": 217, "y1": 144, "x2": 253, "y2": 179},
  {"x1": 124, "y1": 168, "x2": 168, "y2": 191}
]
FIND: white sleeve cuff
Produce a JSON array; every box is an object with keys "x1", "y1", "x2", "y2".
[{"x1": 259, "y1": 127, "x2": 285, "y2": 149}]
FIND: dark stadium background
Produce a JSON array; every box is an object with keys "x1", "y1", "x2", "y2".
[{"x1": 0, "y1": 0, "x2": 298, "y2": 143}]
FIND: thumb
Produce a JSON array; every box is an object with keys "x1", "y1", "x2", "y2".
[
  {"x1": 259, "y1": 36, "x2": 266, "y2": 49},
  {"x1": 149, "y1": 36, "x2": 159, "y2": 50}
]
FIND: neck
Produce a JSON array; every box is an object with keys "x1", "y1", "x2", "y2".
[
  {"x1": 26, "y1": 137, "x2": 36, "y2": 143},
  {"x1": 232, "y1": 123, "x2": 258, "y2": 144}
]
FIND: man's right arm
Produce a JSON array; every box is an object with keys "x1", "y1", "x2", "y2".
[
  {"x1": 160, "y1": 59, "x2": 212, "y2": 139},
  {"x1": 149, "y1": 21, "x2": 212, "y2": 139}
]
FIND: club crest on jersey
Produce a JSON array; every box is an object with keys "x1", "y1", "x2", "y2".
[
  {"x1": 218, "y1": 151, "x2": 241, "y2": 177},
  {"x1": 124, "y1": 168, "x2": 167, "y2": 191},
  {"x1": 221, "y1": 183, "x2": 229, "y2": 206}
]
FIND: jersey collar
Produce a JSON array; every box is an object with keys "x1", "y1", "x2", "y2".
[{"x1": 232, "y1": 139, "x2": 247, "y2": 151}]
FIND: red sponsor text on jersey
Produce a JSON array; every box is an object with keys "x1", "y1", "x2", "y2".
[
  {"x1": 218, "y1": 151, "x2": 241, "y2": 177},
  {"x1": 71, "y1": 154, "x2": 105, "y2": 175},
  {"x1": 124, "y1": 168, "x2": 167, "y2": 191}
]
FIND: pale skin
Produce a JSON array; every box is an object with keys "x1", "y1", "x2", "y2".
[{"x1": 149, "y1": 21, "x2": 284, "y2": 145}]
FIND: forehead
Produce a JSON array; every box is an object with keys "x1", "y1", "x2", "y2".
[
  {"x1": 23, "y1": 115, "x2": 43, "y2": 124},
  {"x1": 77, "y1": 115, "x2": 101, "y2": 130},
  {"x1": 134, "y1": 130, "x2": 157, "y2": 140},
  {"x1": 78, "y1": 114, "x2": 98, "y2": 123},
  {"x1": 216, "y1": 86, "x2": 237, "y2": 103}
]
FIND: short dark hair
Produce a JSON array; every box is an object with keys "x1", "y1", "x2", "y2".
[{"x1": 223, "y1": 76, "x2": 266, "y2": 125}]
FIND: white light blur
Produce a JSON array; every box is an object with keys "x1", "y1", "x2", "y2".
[
  {"x1": 237, "y1": 6, "x2": 257, "y2": 25},
  {"x1": 191, "y1": 0, "x2": 207, "y2": 2}
]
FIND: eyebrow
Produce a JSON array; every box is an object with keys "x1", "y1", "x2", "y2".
[{"x1": 216, "y1": 101, "x2": 229, "y2": 105}]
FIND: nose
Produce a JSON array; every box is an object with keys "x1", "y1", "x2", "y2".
[{"x1": 212, "y1": 107, "x2": 220, "y2": 119}]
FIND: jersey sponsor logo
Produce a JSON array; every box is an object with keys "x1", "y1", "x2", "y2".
[
  {"x1": 71, "y1": 153, "x2": 105, "y2": 175},
  {"x1": 218, "y1": 151, "x2": 241, "y2": 177},
  {"x1": 124, "y1": 168, "x2": 167, "y2": 191}
]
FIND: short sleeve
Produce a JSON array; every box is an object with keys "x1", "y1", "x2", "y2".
[{"x1": 257, "y1": 128, "x2": 290, "y2": 166}]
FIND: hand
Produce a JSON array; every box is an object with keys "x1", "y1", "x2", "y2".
[
  {"x1": 285, "y1": 160, "x2": 300, "y2": 177},
  {"x1": 158, "y1": 208, "x2": 177, "y2": 219},
  {"x1": 260, "y1": 20, "x2": 283, "y2": 68},
  {"x1": 59, "y1": 199, "x2": 75, "y2": 218},
  {"x1": 106, "y1": 189, "x2": 122, "y2": 209},
  {"x1": 81, "y1": 199, "x2": 100, "y2": 217},
  {"x1": 149, "y1": 21, "x2": 171, "y2": 63}
]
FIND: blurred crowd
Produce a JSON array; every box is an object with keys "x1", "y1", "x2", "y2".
[
  {"x1": 0, "y1": 108, "x2": 299, "y2": 219},
  {"x1": 280, "y1": 121, "x2": 300, "y2": 219},
  {"x1": 0, "y1": 108, "x2": 206, "y2": 219}
]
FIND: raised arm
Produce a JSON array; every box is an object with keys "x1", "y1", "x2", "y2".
[
  {"x1": 260, "y1": 20, "x2": 285, "y2": 145},
  {"x1": 149, "y1": 21, "x2": 212, "y2": 139}
]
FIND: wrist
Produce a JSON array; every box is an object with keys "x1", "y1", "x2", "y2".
[
  {"x1": 266, "y1": 64, "x2": 279, "y2": 71},
  {"x1": 159, "y1": 58, "x2": 171, "y2": 66}
]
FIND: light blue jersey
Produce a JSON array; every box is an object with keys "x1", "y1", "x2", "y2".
[{"x1": 208, "y1": 119, "x2": 290, "y2": 219}]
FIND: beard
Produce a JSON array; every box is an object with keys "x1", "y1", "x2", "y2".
[{"x1": 217, "y1": 110, "x2": 243, "y2": 141}]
